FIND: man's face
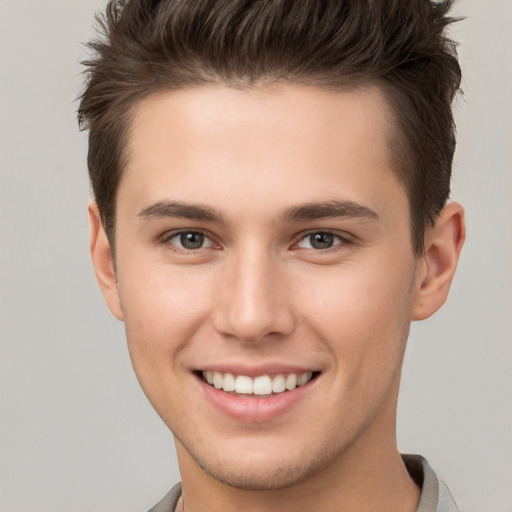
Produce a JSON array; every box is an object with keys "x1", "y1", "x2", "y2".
[{"x1": 105, "y1": 84, "x2": 424, "y2": 489}]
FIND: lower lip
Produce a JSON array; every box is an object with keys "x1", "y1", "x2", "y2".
[{"x1": 196, "y1": 375, "x2": 317, "y2": 422}]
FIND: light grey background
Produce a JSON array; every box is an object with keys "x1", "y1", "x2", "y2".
[{"x1": 0, "y1": 1, "x2": 511, "y2": 511}]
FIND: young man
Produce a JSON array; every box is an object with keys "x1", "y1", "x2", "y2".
[{"x1": 79, "y1": 1, "x2": 465, "y2": 511}]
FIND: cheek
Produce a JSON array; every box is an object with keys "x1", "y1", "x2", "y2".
[
  {"x1": 117, "y1": 262, "x2": 215, "y2": 362},
  {"x1": 116, "y1": 265, "x2": 218, "y2": 418},
  {"x1": 294, "y1": 257, "x2": 414, "y2": 371}
]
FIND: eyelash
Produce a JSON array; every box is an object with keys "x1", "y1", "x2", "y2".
[
  {"x1": 292, "y1": 230, "x2": 352, "y2": 252},
  {"x1": 160, "y1": 229, "x2": 353, "y2": 254},
  {"x1": 161, "y1": 230, "x2": 217, "y2": 253}
]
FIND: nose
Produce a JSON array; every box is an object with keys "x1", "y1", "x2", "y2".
[{"x1": 212, "y1": 248, "x2": 295, "y2": 343}]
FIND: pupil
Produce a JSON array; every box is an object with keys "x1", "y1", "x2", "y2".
[
  {"x1": 311, "y1": 232, "x2": 333, "y2": 249},
  {"x1": 181, "y1": 232, "x2": 204, "y2": 249}
]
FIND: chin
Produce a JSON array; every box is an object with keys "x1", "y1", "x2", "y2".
[
  {"x1": 199, "y1": 460, "x2": 318, "y2": 491},
  {"x1": 182, "y1": 434, "x2": 347, "y2": 491}
]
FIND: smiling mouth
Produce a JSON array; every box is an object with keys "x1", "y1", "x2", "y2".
[{"x1": 199, "y1": 370, "x2": 320, "y2": 396}]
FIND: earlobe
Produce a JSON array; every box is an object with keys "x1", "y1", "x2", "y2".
[
  {"x1": 88, "y1": 202, "x2": 124, "y2": 321},
  {"x1": 411, "y1": 202, "x2": 465, "y2": 321}
]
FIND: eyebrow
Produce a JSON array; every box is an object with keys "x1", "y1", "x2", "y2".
[
  {"x1": 279, "y1": 200, "x2": 379, "y2": 223},
  {"x1": 137, "y1": 199, "x2": 379, "y2": 224},
  {"x1": 137, "y1": 200, "x2": 224, "y2": 223}
]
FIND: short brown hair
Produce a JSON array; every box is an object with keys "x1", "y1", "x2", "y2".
[{"x1": 78, "y1": 0, "x2": 462, "y2": 255}]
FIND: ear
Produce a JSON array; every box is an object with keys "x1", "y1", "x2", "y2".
[
  {"x1": 411, "y1": 202, "x2": 465, "y2": 321},
  {"x1": 88, "y1": 202, "x2": 124, "y2": 321}
]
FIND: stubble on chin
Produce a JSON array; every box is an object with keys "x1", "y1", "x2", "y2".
[{"x1": 174, "y1": 424, "x2": 364, "y2": 492}]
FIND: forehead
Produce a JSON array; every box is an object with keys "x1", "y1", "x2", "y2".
[{"x1": 121, "y1": 84, "x2": 406, "y2": 224}]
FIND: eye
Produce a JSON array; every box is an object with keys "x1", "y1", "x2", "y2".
[
  {"x1": 167, "y1": 231, "x2": 215, "y2": 251},
  {"x1": 296, "y1": 231, "x2": 344, "y2": 250}
]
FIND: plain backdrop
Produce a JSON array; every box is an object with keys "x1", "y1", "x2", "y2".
[{"x1": 0, "y1": 1, "x2": 511, "y2": 511}]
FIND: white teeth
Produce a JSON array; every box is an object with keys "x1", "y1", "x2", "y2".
[
  {"x1": 223, "y1": 372, "x2": 235, "y2": 392},
  {"x1": 213, "y1": 371, "x2": 223, "y2": 389},
  {"x1": 202, "y1": 371, "x2": 316, "y2": 395},
  {"x1": 235, "y1": 375, "x2": 253, "y2": 394},
  {"x1": 272, "y1": 374, "x2": 286, "y2": 393},
  {"x1": 297, "y1": 372, "x2": 312, "y2": 386},
  {"x1": 285, "y1": 373, "x2": 297, "y2": 390},
  {"x1": 253, "y1": 375, "x2": 272, "y2": 395}
]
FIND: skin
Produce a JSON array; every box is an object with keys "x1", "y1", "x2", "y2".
[{"x1": 89, "y1": 84, "x2": 465, "y2": 512}]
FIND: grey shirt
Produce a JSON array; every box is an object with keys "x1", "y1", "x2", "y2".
[{"x1": 148, "y1": 454, "x2": 458, "y2": 512}]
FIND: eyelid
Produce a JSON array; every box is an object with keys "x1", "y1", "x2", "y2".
[
  {"x1": 292, "y1": 229, "x2": 354, "y2": 250},
  {"x1": 160, "y1": 229, "x2": 218, "y2": 250},
  {"x1": 157, "y1": 228, "x2": 355, "y2": 252}
]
